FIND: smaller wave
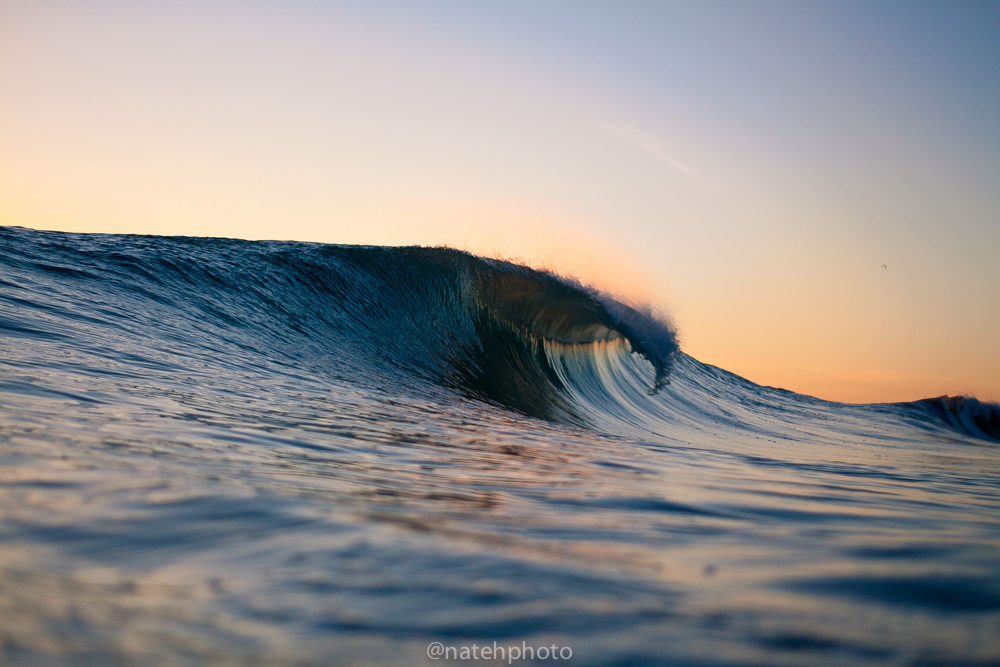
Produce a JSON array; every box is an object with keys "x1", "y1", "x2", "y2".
[{"x1": 905, "y1": 395, "x2": 1000, "y2": 443}]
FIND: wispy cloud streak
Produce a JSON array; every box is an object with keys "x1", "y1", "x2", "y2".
[{"x1": 597, "y1": 121, "x2": 710, "y2": 185}]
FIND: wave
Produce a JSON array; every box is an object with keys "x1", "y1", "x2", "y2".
[{"x1": 0, "y1": 225, "x2": 995, "y2": 444}]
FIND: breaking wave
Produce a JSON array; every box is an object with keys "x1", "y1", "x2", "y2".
[{"x1": 2, "y1": 226, "x2": 992, "y2": 445}]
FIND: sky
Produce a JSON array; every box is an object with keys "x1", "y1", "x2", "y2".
[{"x1": 1, "y1": 0, "x2": 998, "y2": 403}]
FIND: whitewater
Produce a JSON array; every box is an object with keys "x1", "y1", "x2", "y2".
[{"x1": 1, "y1": 225, "x2": 998, "y2": 666}]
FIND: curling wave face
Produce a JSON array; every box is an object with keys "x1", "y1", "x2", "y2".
[{"x1": 1, "y1": 226, "x2": 999, "y2": 666}]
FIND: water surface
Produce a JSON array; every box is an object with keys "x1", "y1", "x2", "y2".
[{"x1": 1, "y1": 226, "x2": 998, "y2": 665}]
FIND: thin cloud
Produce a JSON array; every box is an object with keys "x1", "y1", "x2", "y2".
[{"x1": 597, "y1": 120, "x2": 710, "y2": 185}]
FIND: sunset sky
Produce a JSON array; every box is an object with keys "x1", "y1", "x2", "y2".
[{"x1": 2, "y1": 1, "x2": 998, "y2": 403}]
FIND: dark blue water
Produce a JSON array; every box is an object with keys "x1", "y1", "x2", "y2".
[{"x1": 2, "y1": 226, "x2": 999, "y2": 666}]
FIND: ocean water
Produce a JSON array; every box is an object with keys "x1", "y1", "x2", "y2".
[{"x1": 1, "y1": 225, "x2": 998, "y2": 666}]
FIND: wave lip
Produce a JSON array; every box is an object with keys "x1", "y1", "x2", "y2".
[{"x1": 443, "y1": 253, "x2": 678, "y2": 422}]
